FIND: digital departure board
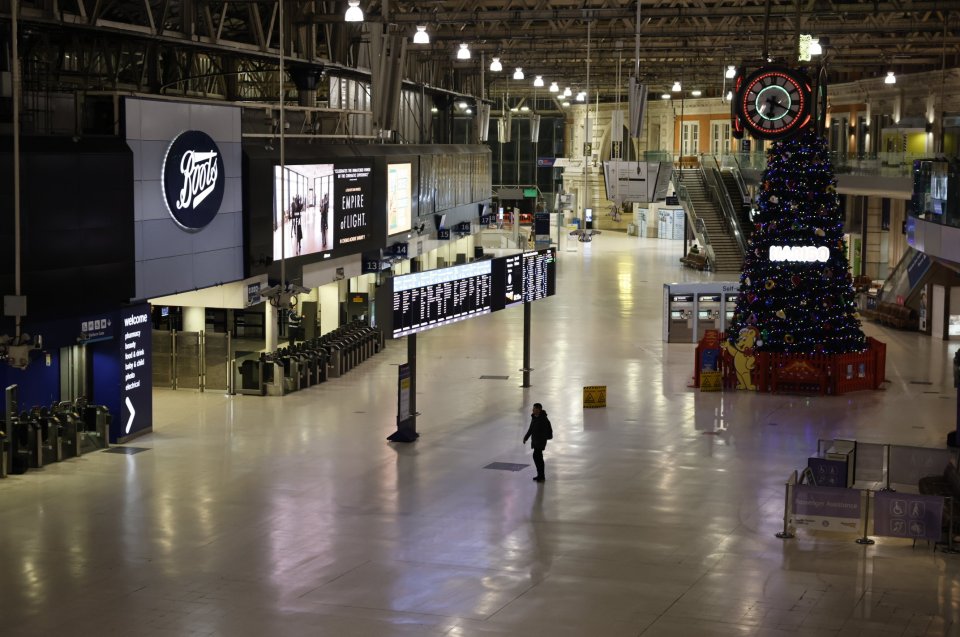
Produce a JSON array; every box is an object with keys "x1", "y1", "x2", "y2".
[
  {"x1": 390, "y1": 248, "x2": 557, "y2": 338},
  {"x1": 392, "y1": 260, "x2": 493, "y2": 337}
]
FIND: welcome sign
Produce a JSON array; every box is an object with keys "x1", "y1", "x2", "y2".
[{"x1": 162, "y1": 130, "x2": 226, "y2": 230}]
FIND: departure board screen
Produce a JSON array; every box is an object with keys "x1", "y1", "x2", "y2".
[
  {"x1": 392, "y1": 260, "x2": 493, "y2": 337},
  {"x1": 390, "y1": 248, "x2": 556, "y2": 338},
  {"x1": 520, "y1": 248, "x2": 557, "y2": 302}
]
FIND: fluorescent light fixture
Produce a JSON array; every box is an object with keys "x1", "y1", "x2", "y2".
[
  {"x1": 691, "y1": 90, "x2": 702, "y2": 97},
  {"x1": 457, "y1": 43, "x2": 471, "y2": 60},
  {"x1": 490, "y1": 57, "x2": 502, "y2": 72},
  {"x1": 533, "y1": 76, "x2": 544, "y2": 87},
  {"x1": 413, "y1": 26, "x2": 429, "y2": 44},
  {"x1": 725, "y1": 65, "x2": 737, "y2": 79},
  {"x1": 345, "y1": 1, "x2": 363, "y2": 22},
  {"x1": 510, "y1": 107, "x2": 519, "y2": 112},
  {"x1": 885, "y1": 71, "x2": 896, "y2": 84},
  {"x1": 549, "y1": 81, "x2": 559, "y2": 93},
  {"x1": 563, "y1": 87, "x2": 572, "y2": 97},
  {"x1": 672, "y1": 81, "x2": 681, "y2": 92},
  {"x1": 661, "y1": 93, "x2": 671, "y2": 100},
  {"x1": 513, "y1": 67, "x2": 524, "y2": 80}
]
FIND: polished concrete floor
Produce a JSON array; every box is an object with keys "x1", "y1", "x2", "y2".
[{"x1": 3, "y1": 234, "x2": 960, "y2": 637}]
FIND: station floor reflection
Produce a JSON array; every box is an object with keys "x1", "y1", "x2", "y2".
[{"x1": 3, "y1": 234, "x2": 960, "y2": 637}]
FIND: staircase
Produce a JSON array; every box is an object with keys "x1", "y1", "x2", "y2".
[
  {"x1": 719, "y1": 170, "x2": 753, "y2": 237},
  {"x1": 679, "y1": 169, "x2": 743, "y2": 273}
]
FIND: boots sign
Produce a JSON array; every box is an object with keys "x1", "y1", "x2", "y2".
[{"x1": 162, "y1": 130, "x2": 225, "y2": 230}]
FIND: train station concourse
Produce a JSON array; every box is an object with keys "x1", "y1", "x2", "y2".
[{"x1": 3, "y1": 235, "x2": 960, "y2": 637}]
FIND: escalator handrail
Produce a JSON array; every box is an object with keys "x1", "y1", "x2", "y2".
[{"x1": 701, "y1": 155, "x2": 748, "y2": 255}]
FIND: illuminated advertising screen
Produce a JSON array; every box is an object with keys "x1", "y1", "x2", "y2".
[
  {"x1": 272, "y1": 162, "x2": 375, "y2": 260},
  {"x1": 387, "y1": 163, "x2": 412, "y2": 235}
]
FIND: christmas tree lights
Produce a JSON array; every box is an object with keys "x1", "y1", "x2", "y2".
[{"x1": 727, "y1": 129, "x2": 867, "y2": 354}]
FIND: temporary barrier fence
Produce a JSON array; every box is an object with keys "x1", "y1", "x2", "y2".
[
  {"x1": 815, "y1": 438, "x2": 957, "y2": 491},
  {"x1": 693, "y1": 333, "x2": 886, "y2": 395},
  {"x1": 776, "y1": 470, "x2": 959, "y2": 551}
]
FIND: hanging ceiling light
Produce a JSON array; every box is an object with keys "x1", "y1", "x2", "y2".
[
  {"x1": 549, "y1": 82, "x2": 559, "y2": 93},
  {"x1": 412, "y1": 26, "x2": 429, "y2": 44},
  {"x1": 691, "y1": 90, "x2": 702, "y2": 97},
  {"x1": 576, "y1": 91, "x2": 586, "y2": 102},
  {"x1": 672, "y1": 81, "x2": 682, "y2": 92},
  {"x1": 562, "y1": 87, "x2": 571, "y2": 98},
  {"x1": 456, "y1": 43, "x2": 471, "y2": 60},
  {"x1": 430, "y1": 106, "x2": 439, "y2": 113},
  {"x1": 809, "y1": 38, "x2": 822, "y2": 55},
  {"x1": 457, "y1": 101, "x2": 468, "y2": 110},
  {"x1": 885, "y1": 70, "x2": 896, "y2": 84},
  {"x1": 725, "y1": 90, "x2": 733, "y2": 101},
  {"x1": 661, "y1": 93, "x2": 671, "y2": 100},
  {"x1": 533, "y1": 76, "x2": 544, "y2": 88},
  {"x1": 344, "y1": 0, "x2": 364, "y2": 22},
  {"x1": 490, "y1": 57, "x2": 503, "y2": 72},
  {"x1": 520, "y1": 105, "x2": 530, "y2": 112},
  {"x1": 561, "y1": 102, "x2": 570, "y2": 108},
  {"x1": 513, "y1": 68, "x2": 525, "y2": 80},
  {"x1": 725, "y1": 65, "x2": 737, "y2": 79}
]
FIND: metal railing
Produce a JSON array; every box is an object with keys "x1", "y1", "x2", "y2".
[
  {"x1": 717, "y1": 150, "x2": 925, "y2": 178},
  {"x1": 673, "y1": 177, "x2": 715, "y2": 269},
  {"x1": 700, "y1": 155, "x2": 748, "y2": 255}
]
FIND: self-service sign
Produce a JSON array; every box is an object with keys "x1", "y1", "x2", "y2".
[
  {"x1": 162, "y1": 130, "x2": 225, "y2": 231},
  {"x1": 120, "y1": 305, "x2": 152, "y2": 440}
]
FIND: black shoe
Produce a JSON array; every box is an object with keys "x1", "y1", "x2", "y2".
[{"x1": 533, "y1": 476, "x2": 545, "y2": 482}]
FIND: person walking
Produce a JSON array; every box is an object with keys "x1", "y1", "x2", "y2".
[{"x1": 523, "y1": 403, "x2": 553, "y2": 482}]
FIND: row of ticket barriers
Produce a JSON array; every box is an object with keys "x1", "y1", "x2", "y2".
[
  {"x1": 235, "y1": 321, "x2": 384, "y2": 396},
  {"x1": 1, "y1": 397, "x2": 112, "y2": 477}
]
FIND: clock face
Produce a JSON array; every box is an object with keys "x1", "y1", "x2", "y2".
[{"x1": 737, "y1": 68, "x2": 812, "y2": 140}]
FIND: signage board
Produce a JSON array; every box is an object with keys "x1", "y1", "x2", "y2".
[
  {"x1": 874, "y1": 491, "x2": 943, "y2": 541},
  {"x1": 162, "y1": 130, "x2": 225, "y2": 231},
  {"x1": 246, "y1": 282, "x2": 262, "y2": 307},
  {"x1": 791, "y1": 485, "x2": 861, "y2": 532},
  {"x1": 387, "y1": 163, "x2": 413, "y2": 235},
  {"x1": 807, "y1": 457, "x2": 848, "y2": 487},
  {"x1": 79, "y1": 316, "x2": 114, "y2": 344},
  {"x1": 523, "y1": 188, "x2": 538, "y2": 198},
  {"x1": 583, "y1": 385, "x2": 607, "y2": 408},
  {"x1": 537, "y1": 158, "x2": 556, "y2": 168},
  {"x1": 119, "y1": 304, "x2": 153, "y2": 441}
]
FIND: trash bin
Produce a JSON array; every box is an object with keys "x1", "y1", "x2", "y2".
[{"x1": 571, "y1": 218, "x2": 581, "y2": 229}]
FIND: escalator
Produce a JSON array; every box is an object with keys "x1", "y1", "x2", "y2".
[{"x1": 719, "y1": 170, "x2": 753, "y2": 238}]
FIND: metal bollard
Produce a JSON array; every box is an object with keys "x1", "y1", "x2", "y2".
[
  {"x1": 856, "y1": 490, "x2": 875, "y2": 545},
  {"x1": 776, "y1": 470, "x2": 797, "y2": 539}
]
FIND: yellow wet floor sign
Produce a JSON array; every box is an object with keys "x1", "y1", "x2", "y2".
[{"x1": 583, "y1": 385, "x2": 607, "y2": 408}]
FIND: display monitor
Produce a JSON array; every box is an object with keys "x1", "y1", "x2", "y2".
[
  {"x1": 272, "y1": 162, "x2": 375, "y2": 260},
  {"x1": 391, "y1": 260, "x2": 494, "y2": 338},
  {"x1": 387, "y1": 163, "x2": 413, "y2": 235}
]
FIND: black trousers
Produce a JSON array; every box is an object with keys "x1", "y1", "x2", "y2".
[{"x1": 532, "y1": 448, "x2": 545, "y2": 478}]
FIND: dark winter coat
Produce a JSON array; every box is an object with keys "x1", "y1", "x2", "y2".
[{"x1": 523, "y1": 411, "x2": 553, "y2": 450}]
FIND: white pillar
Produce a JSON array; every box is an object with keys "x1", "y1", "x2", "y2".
[
  {"x1": 183, "y1": 306, "x2": 205, "y2": 333},
  {"x1": 318, "y1": 282, "x2": 339, "y2": 334},
  {"x1": 265, "y1": 302, "x2": 279, "y2": 351}
]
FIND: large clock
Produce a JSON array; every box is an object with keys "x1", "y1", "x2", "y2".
[{"x1": 736, "y1": 67, "x2": 812, "y2": 141}]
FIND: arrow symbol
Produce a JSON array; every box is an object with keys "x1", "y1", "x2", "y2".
[{"x1": 125, "y1": 396, "x2": 136, "y2": 434}]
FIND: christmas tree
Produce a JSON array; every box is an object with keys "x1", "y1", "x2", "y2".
[{"x1": 728, "y1": 129, "x2": 867, "y2": 354}]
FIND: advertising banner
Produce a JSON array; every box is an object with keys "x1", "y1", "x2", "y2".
[
  {"x1": 874, "y1": 491, "x2": 943, "y2": 541},
  {"x1": 387, "y1": 163, "x2": 413, "y2": 235},
  {"x1": 791, "y1": 485, "x2": 861, "y2": 532}
]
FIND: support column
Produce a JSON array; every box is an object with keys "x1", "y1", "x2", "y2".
[
  {"x1": 265, "y1": 302, "x2": 279, "y2": 352},
  {"x1": 183, "y1": 307, "x2": 205, "y2": 333},
  {"x1": 521, "y1": 300, "x2": 532, "y2": 388}
]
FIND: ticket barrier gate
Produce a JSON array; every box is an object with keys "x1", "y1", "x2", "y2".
[
  {"x1": 32, "y1": 407, "x2": 64, "y2": 466},
  {"x1": 52, "y1": 402, "x2": 83, "y2": 459},
  {"x1": 80, "y1": 405, "x2": 111, "y2": 452},
  {"x1": 0, "y1": 430, "x2": 7, "y2": 478},
  {"x1": 234, "y1": 353, "x2": 266, "y2": 396},
  {"x1": 8, "y1": 413, "x2": 42, "y2": 472}
]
